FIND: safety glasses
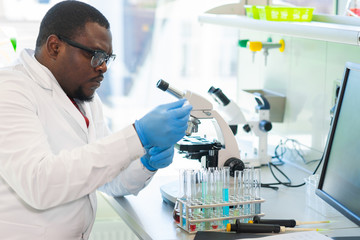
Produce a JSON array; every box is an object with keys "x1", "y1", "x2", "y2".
[{"x1": 58, "y1": 35, "x2": 116, "y2": 68}]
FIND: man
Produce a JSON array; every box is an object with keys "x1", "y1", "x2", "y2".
[{"x1": 0, "y1": 1, "x2": 192, "y2": 239}]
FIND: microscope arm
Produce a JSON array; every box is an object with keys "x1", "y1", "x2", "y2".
[
  {"x1": 209, "y1": 110, "x2": 241, "y2": 167},
  {"x1": 157, "y1": 79, "x2": 244, "y2": 172}
]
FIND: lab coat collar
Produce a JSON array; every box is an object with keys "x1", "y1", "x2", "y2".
[
  {"x1": 19, "y1": 49, "x2": 91, "y2": 138},
  {"x1": 19, "y1": 49, "x2": 58, "y2": 91}
]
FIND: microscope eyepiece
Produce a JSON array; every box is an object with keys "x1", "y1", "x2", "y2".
[
  {"x1": 156, "y1": 79, "x2": 185, "y2": 99},
  {"x1": 156, "y1": 79, "x2": 169, "y2": 91},
  {"x1": 208, "y1": 86, "x2": 230, "y2": 106}
]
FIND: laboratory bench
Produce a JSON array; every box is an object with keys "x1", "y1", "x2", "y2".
[{"x1": 102, "y1": 156, "x2": 360, "y2": 240}]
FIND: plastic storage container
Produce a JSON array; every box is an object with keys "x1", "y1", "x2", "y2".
[
  {"x1": 244, "y1": 5, "x2": 260, "y2": 19},
  {"x1": 304, "y1": 175, "x2": 338, "y2": 217},
  {"x1": 256, "y1": 6, "x2": 314, "y2": 22}
]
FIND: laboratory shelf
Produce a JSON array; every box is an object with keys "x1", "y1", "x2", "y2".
[{"x1": 198, "y1": 12, "x2": 360, "y2": 46}]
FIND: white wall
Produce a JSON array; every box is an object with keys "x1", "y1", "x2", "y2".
[{"x1": 236, "y1": 29, "x2": 360, "y2": 154}]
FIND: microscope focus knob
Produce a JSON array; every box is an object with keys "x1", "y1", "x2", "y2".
[
  {"x1": 243, "y1": 124, "x2": 251, "y2": 133},
  {"x1": 224, "y1": 158, "x2": 245, "y2": 177},
  {"x1": 259, "y1": 120, "x2": 272, "y2": 132}
]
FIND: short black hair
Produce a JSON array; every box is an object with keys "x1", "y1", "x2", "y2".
[{"x1": 35, "y1": 0, "x2": 110, "y2": 48}]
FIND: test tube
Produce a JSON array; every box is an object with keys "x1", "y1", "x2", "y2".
[
  {"x1": 249, "y1": 167, "x2": 255, "y2": 215},
  {"x1": 173, "y1": 169, "x2": 186, "y2": 225},
  {"x1": 201, "y1": 169, "x2": 211, "y2": 230},
  {"x1": 185, "y1": 169, "x2": 193, "y2": 203},
  {"x1": 208, "y1": 167, "x2": 216, "y2": 203},
  {"x1": 207, "y1": 167, "x2": 219, "y2": 229},
  {"x1": 185, "y1": 169, "x2": 197, "y2": 232},
  {"x1": 215, "y1": 168, "x2": 223, "y2": 204},
  {"x1": 254, "y1": 168, "x2": 261, "y2": 214},
  {"x1": 192, "y1": 170, "x2": 203, "y2": 231},
  {"x1": 183, "y1": 169, "x2": 191, "y2": 227},
  {"x1": 201, "y1": 168, "x2": 208, "y2": 204},
  {"x1": 222, "y1": 167, "x2": 230, "y2": 226},
  {"x1": 213, "y1": 168, "x2": 222, "y2": 229},
  {"x1": 243, "y1": 168, "x2": 251, "y2": 222},
  {"x1": 194, "y1": 170, "x2": 202, "y2": 205},
  {"x1": 178, "y1": 169, "x2": 186, "y2": 201},
  {"x1": 233, "y1": 170, "x2": 243, "y2": 219}
]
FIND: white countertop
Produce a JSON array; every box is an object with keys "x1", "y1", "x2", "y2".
[{"x1": 102, "y1": 156, "x2": 360, "y2": 240}]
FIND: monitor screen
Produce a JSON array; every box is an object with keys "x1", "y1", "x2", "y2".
[{"x1": 316, "y1": 62, "x2": 360, "y2": 226}]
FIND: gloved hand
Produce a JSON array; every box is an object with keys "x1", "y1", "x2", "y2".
[
  {"x1": 141, "y1": 146, "x2": 175, "y2": 171},
  {"x1": 135, "y1": 99, "x2": 192, "y2": 148}
]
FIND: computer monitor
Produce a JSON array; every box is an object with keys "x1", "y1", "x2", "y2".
[{"x1": 316, "y1": 62, "x2": 360, "y2": 226}]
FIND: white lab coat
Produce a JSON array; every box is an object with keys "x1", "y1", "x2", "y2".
[{"x1": 0, "y1": 49, "x2": 154, "y2": 240}]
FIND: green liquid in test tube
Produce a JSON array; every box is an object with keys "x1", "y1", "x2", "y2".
[
  {"x1": 222, "y1": 167, "x2": 230, "y2": 226},
  {"x1": 201, "y1": 169, "x2": 211, "y2": 230}
]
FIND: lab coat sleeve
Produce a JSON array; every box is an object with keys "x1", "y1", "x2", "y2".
[
  {"x1": 91, "y1": 95, "x2": 156, "y2": 196},
  {"x1": 0, "y1": 71, "x2": 145, "y2": 210},
  {"x1": 98, "y1": 159, "x2": 156, "y2": 196}
]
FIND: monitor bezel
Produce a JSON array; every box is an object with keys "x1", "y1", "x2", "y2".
[{"x1": 316, "y1": 62, "x2": 360, "y2": 226}]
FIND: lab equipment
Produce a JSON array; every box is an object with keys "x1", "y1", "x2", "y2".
[
  {"x1": 227, "y1": 220, "x2": 281, "y2": 233},
  {"x1": 241, "y1": 38, "x2": 285, "y2": 65},
  {"x1": 226, "y1": 220, "x2": 323, "y2": 233},
  {"x1": 208, "y1": 86, "x2": 272, "y2": 167},
  {"x1": 242, "y1": 92, "x2": 273, "y2": 166},
  {"x1": 254, "y1": 168, "x2": 261, "y2": 214},
  {"x1": 157, "y1": 80, "x2": 244, "y2": 174},
  {"x1": 175, "y1": 166, "x2": 265, "y2": 233},
  {"x1": 134, "y1": 99, "x2": 191, "y2": 148},
  {"x1": 208, "y1": 86, "x2": 247, "y2": 135},
  {"x1": 316, "y1": 62, "x2": 360, "y2": 227},
  {"x1": 222, "y1": 167, "x2": 230, "y2": 226},
  {"x1": 251, "y1": 216, "x2": 330, "y2": 227}
]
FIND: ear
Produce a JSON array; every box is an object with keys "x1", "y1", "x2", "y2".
[{"x1": 46, "y1": 35, "x2": 62, "y2": 59}]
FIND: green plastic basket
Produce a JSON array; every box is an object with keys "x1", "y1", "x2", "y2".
[
  {"x1": 256, "y1": 6, "x2": 314, "y2": 22},
  {"x1": 244, "y1": 5, "x2": 260, "y2": 19}
]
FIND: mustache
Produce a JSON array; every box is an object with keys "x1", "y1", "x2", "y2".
[{"x1": 91, "y1": 74, "x2": 104, "y2": 82}]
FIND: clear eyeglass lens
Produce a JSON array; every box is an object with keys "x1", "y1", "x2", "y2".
[{"x1": 91, "y1": 52, "x2": 116, "y2": 68}]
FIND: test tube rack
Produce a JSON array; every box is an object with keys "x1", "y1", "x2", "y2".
[{"x1": 176, "y1": 198, "x2": 265, "y2": 234}]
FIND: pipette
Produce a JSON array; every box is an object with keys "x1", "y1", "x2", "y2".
[
  {"x1": 250, "y1": 216, "x2": 330, "y2": 227},
  {"x1": 227, "y1": 220, "x2": 327, "y2": 233}
]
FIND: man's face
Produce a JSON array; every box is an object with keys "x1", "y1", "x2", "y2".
[{"x1": 55, "y1": 22, "x2": 113, "y2": 101}]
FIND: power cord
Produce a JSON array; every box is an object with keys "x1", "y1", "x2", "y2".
[{"x1": 262, "y1": 138, "x2": 324, "y2": 190}]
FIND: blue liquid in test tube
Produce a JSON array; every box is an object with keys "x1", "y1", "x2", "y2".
[{"x1": 222, "y1": 167, "x2": 230, "y2": 226}]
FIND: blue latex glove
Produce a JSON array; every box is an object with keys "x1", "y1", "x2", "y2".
[
  {"x1": 135, "y1": 99, "x2": 192, "y2": 148},
  {"x1": 141, "y1": 146, "x2": 175, "y2": 171}
]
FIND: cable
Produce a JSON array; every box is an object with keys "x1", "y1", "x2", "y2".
[
  {"x1": 263, "y1": 138, "x2": 324, "y2": 189},
  {"x1": 268, "y1": 162, "x2": 305, "y2": 187},
  {"x1": 271, "y1": 139, "x2": 321, "y2": 165}
]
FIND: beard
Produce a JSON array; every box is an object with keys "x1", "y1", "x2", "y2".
[{"x1": 74, "y1": 86, "x2": 94, "y2": 102}]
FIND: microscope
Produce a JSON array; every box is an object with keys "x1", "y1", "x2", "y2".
[
  {"x1": 241, "y1": 93, "x2": 273, "y2": 166},
  {"x1": 208, "y1": 87, "x2": 272, "y2": 167},
  {"x1": 157, "y1": 80, "x2": 245, "y2": 176}
]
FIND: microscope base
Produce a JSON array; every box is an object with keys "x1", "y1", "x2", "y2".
[
  {"x1": 243, "y1": 155, "x2": 272, "y2": 168},
  {"x1": 160, "y1": 181, "x2": 178, "y2": 206}
]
